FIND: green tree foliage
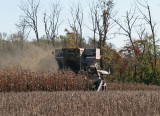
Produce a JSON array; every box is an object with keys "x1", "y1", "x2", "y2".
[{"x1": 102, "y1": 33, "x2": 160, "y2": 85}]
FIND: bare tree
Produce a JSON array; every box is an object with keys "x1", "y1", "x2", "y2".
[
  {"x1": 136, "y1": 26, "x2": 154, "y2": 70},
  {"x1": 95, "y1": 0, "x2": 114, "y2": 48},
  {"x1": 137, "y1": 26, "x2": 146, "y2": 57},
  {"x1": 69, "y1": 3, "x2": 83, "y2": 48},
  {"x1": 88, "y1": 1, "x2": 98, "y2": 47},
  {"x1": 88, "y1": 0, "x2": 114, "y2": 69},
  {"x1": 20, "y1": 0, "x2": 40, "y2": 46},
  {"x1": 43, "y1": 1, "x2": 62, "y2": 48},
  {"x1": 16, "y1": 19, "x2": 30, "y2": 50},
  {"x1": 113, "y1": 7, "x2": 138, "y2": 52},
  {"x1": 85, "y1": 0, "x2": 115, "y2": 68},
  {"x1": 76, "y1": 4, "x2": 83, "y2": 47},
  {"x1": 136, "y1": 0, "x2": 157, "y2": 69},
  {"x1": 112, "y1": 7, "x2": 138, "y2": 80}
]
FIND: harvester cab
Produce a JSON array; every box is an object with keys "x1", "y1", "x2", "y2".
[{"x1": 55, "y1": 48, "x2": 110, "y2": 91}]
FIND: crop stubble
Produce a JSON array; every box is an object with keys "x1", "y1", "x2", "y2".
[{"x1": 0, "y1": 91, "x2": 160, "y2": 116}]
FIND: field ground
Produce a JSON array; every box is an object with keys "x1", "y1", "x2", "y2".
[{"x1": 0, "y1": 91, "x2": 160, "y2": 116}]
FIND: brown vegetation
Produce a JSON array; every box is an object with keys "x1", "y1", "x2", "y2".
[
  {"x1": 1, "y1": 67, "x2": 160, "y2": 92},
  {"x1": 0, "y1": 91, "x2": 160, "y2": 115},
  {"x1": 106, "y1": 82, "x2": 160, "y2": 91},
  {"x1": 0, "y1": 67, "x2": 92, "y2": 92},
  {"x1": 1, "y1": 67, "x2": 160, "y2": 115}
]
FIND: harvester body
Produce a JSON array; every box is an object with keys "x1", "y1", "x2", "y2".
[
  {"x1": 55, "y1": 48, "x2": 110, "y2": 91},
  {"x1": 55, "y1": 48, "x2": 101, "y2": 73}
]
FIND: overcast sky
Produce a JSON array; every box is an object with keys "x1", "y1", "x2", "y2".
[{"x1": 0, "y1": 0, "x2": 160, "y2": 49}]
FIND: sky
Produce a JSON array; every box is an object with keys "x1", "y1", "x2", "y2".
[{"x1": 0, "y1": 0, "x2": 160, "y2": 49}]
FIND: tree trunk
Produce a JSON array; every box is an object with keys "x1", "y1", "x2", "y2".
[
  {"x1": 51, "y1": 37, "x2": 55, "y2": 48},
  {"x1": 93, "y1": 29, "x2": 96, "y2": 47},
  {"x1": 36, "y1": 33, "x2": 39, "y2": 47},
  {"x1": 98, "y1": 33, "x2": 103, "y2": 69}
]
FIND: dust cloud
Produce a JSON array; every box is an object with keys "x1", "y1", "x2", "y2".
[{"x1": 0, "y1": 43, "x2": 58, "y2": 71}]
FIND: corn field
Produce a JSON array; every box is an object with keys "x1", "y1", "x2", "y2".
[
  {"x1": 0, "y1": 67, "x2": 92, "y2": 92},
  {"x1": 1, "y1": 67, "x2": 160, "y2": 92}
]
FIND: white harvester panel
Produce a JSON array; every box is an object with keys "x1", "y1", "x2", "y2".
[
  {"x1": 84, "y1": 48, "x2": 100, "y2": 59},
  {"x1": 96, "y1": 48, "x2": 101, "y2": 59}
]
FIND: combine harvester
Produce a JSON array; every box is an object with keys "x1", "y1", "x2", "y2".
[{"x1": 55, "y1": 48, "x2": 110, "y2": 91}]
